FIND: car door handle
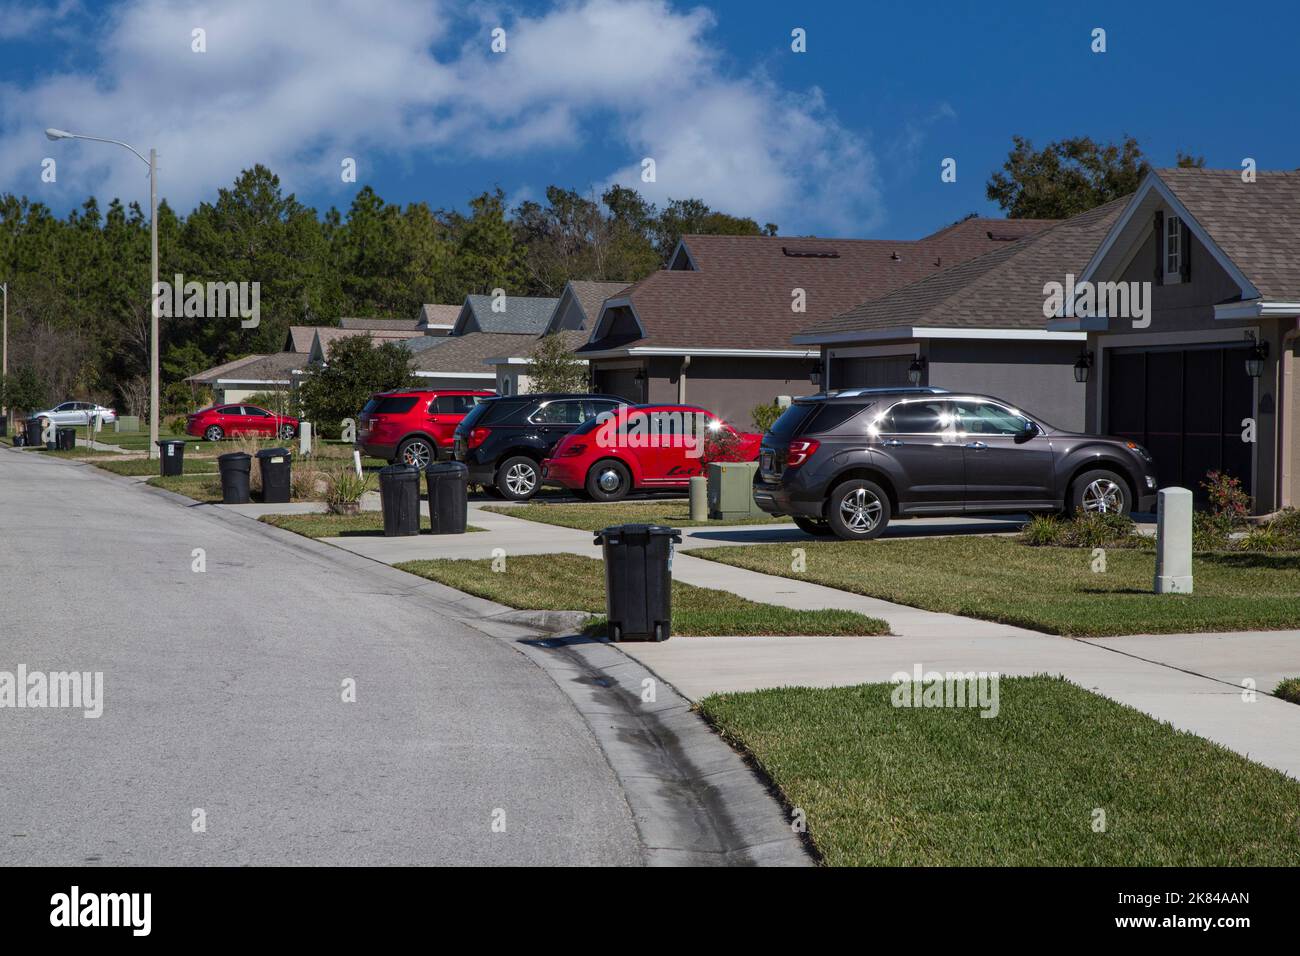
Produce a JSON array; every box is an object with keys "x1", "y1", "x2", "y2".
[
  {"x1": 965, "y1": 441, "x2": 987, "y2": 449},
  {"x1": 881, "y1": 439, "x2": 903, "y2": 447}
]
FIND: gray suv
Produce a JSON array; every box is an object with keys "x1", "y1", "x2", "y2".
[{"x1": 753, "y1": 387, "x2": 1159, "y2": 540}]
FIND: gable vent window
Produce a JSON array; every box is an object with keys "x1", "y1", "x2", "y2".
[
  {"x1": 1165, "y1": 215, "x2": 1183, "y2": 283},
  {"x1": 782, "y1": 246, "x2": 839, "y2": 258}
]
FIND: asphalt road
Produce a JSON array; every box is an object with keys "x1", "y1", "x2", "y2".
[{"x1": 0, "y1": 450, "x2": 641, "y2": 865}]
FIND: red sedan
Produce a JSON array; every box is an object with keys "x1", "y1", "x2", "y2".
[
  {"x1": 186, "y1": 404, "x2": 299, "y2": 442},
  {"x1": 541, "y1": 404, "x2": 761, "y2": 501}
]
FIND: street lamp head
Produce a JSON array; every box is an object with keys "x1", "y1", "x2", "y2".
[{"x1": 45, "y1": 128, "x2": 75, "y2": 141}]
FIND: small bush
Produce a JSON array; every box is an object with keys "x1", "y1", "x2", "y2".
[
  {"x1": 1235, "y1": 530, "x2": 1292, "y2": 553},
  {"x1": 751, "y1": 401, "x2": 783, "y2": 433},
  {"x1": 166, "y1": 414, "x2": 188, "y2": 436},
  {"x1": 1201, "y1": 470, "x2": 1250, "y2": 525},
  {"x1": 1019, "y1": 514, "x2": 1063, "y2": 546},
  {"x1": 1193, "y1": 511, "x2": 1234, "y2": 552},
  {"x1": 324, "y1": 468, "x2": 372, "y2": 514},
  {"x1": 1265, "y1": 508, "x2": 1300, "y2": 540},
  {"x1": 1274, "y1": 678, "x2": 1300, "y2": 706}
]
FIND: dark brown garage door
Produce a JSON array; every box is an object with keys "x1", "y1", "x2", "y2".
[
  {"x1": 594, "y1": 367, "x2": 644, "y2": 404},
  {"x1": 1105, "y1": 345, "x2": 1253, "y2": 499},
  {"x1": 830, "y1": 355, "x2": 913, "y2": 389}
]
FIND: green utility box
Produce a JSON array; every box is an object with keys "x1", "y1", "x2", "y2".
[
  {"x1": 707, "y1": 460, "x2": 763, "y2": 520},
  {"x1": 115, "y1": 416, "x2": 141, "y2": 433}
]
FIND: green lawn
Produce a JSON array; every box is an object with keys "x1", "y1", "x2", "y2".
[
  {"x1": 395, "y1": 553, "x2": 889, "y2": 637},
  {"x1": 146, "y1": 473, "x2": 224, "y2": 503},
  {"x1": 260, "y1": 512, "x2": 485, "y2": 537},
  {"x1": 691, "y1": 536, "x2": 1300, "y2": 636},
  {"x1": 699, "y1": 676, "x2": 1300, "y2": 866},
  {"x1": 481, "y1": 499, "x2": 787, "y2": 531},
  {"x1": 94, "y1": 457, "x2": 218, "y2": 477}
]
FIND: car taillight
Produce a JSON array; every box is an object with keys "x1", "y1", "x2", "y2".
[
  {"x1": 786, "y1": 439, "x2": 820, "y2": 467},
  {"x1": 559, "y1": 442, "x2": 586, "y2": 457},
  {"x1": 468, "y1": 427, "x2": 491, "y2": 449}
]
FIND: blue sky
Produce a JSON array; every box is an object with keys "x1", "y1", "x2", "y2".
[{"x1": 1, "y1": 0, "x2": 1295, "y2": 239}]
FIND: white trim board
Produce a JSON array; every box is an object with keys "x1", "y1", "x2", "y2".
[{"x1": 794, "y1": 327, "x2": 1085, "y2": 345}]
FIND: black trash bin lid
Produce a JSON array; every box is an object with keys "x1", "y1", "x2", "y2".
[
  {"x1": 217, "y1": 451, "x2": 252, "y2": 464},
  {"x1": 156, "y1": 439, "x2": 185, "y2": 447},
  {"x1": 379, "y1": 463, "x2": 420, "y2": 479},
  {"x1": 593, "y1": 523, "x2": 682, "y2": 545},
  {"x1": 425, "y1": 460, "x2": 468, "y2": 475},
  {"x1": 255, "y1": 447, "x2": 291, "y2": 459}
]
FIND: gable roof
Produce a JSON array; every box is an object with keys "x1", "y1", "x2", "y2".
[
  {"x1": 456, "y1": 294, "x2": 560, "y2": 335},
  {"x1": 185, "y1": 353, "x2": 269, "y2": 384},
  {"x1": 419, "y1": 304, "x2": 461, "y2": 330},
  {"x1": 408, "y1": 331, "x2": 536, "y2": 375},
  {"x1": 579, "y1": 219, "x2": 1057, "y2": 354},
  {"x1": 339, "y1": 317, "x2": 423, "y2": 331},
  {"x1": 284, "y1": 325, "x2": 320, "y2": 353},
  {"x1": 797, "y1": 200, "x2": 1125, "y2": 342},
  {"x1": 567, "y1": 280, "x2": 629, "y2": 325},
  {"x1": 1154, "y1": 167, "x2": 1300, "y2": 302},
  {"x1": 187, "y1": 352, "x2": 304, "y2": 385}
]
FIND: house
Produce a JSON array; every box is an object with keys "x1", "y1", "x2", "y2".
[
  {"x1": 486, "y1": 280, "x2": 628, "y2": 395},
  {"x1": 1049, "y1": 167, "x2": 1300, "y2": 513},
  {"x1": 792, "y1": 202, "x2": 1126, "y2": 431},
  {"x1": 283, "y1": 326, "x2": 318, "y2": 353},
  {"x1": 183, "y1": 352, "x2": 304, "y2": 406},
  {"x1": 574, "y1": 220, "x2": 1055, "y2": 429},
  {"x1": 417, "y1": 304, "x2": 460, "y2": 335},
  {"x1": 406, "y1": 294, "x2": 560, "y2": 389},
  {"x1": 306, "y1": 324, "x2": 426, "y2": 363}
]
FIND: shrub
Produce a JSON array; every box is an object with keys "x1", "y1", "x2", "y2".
[
  {"x1": 324, "y1": 468, "x2": 372, "y2": 515},
  {"x1": 1201, "y1": 470, "x2": 1250, "y2": 525},
  {"x1": 166, "y1": 414, "x2": 188, "y2": 436},
  {"x1": 1234, "y1": 530, "x2": 1292, "y2": 553},
  {"x1": 1274, "y1": 678, "x2": 1300, "y2": 706},
  {"x1": 1019, "y1": 514, "x2": 1063, "y2": 546},
  {"x1": 751, "y1": 401, "x2": 783, "y2": 433},
  {"x1": 1192, "y1": 511, "x2": 1233, "y2": 552},
  {"x1": 701, "y1": 422, "x2": 746, "y2": 463},
  {"x1": 1265, "y1": 508, "x2": 1300, "y2": 540}
]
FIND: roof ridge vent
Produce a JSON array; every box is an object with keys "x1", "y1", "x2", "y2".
[{"x1": 782, "y1": 245, "x2": 839, "y2": 258}]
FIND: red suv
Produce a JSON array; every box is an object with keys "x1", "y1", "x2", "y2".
[
  {"x1": 357, "y1": 389, "x2": 494, "y2": 467},
  {"x1": 187, "y1": 404, "x2": 299, "y2": 442},
  {"x1": 542, "y1": 404, "x2": 761, "y2": 501}
]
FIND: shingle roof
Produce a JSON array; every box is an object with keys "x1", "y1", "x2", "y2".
[
  {"x1": 190, "y1": 352, "x2": 304, "y2": 384},
  {"x1": 577, "y1": 219, "x2": 1057, "y2": 352},
  {"x1": 409, "y1": 331, "x2": 538, "y2": 373},
  {"x1": 185, "y1": 354, "x2": 270, "y2": 384},
  {"x1": 566, "y1": 280, "x2": 630, "y2": 325},
  {"x1": 464, "y1": 295, "x2": 559, "y2": 334},
  {"x1": 312, "y1": 327, "x2": 423, "y2": 358},
  {"x1": 284, "y1": 326, "x2": 319, "y2": 352},
  {"x1": 798, "y1": 199, "x2": 1126, "y2": 339},
  {"x1": 1156, "y1": 167, "x2": 1300, "y2": 301},
  {"x1": 419, "y1": 304, "x2": 460, "y2": 329},
  {"x1": 339, "y1": 317, "x2": 422, "y2": 331}
]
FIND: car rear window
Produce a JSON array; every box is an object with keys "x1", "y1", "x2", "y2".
[
  {"x1": 434, "y1": 395, "x2": 482, "y2": 414},
  {"x1": 766, "y1": 403, "x2": 817, "y2": 439},
  {"x1": 368, "y1": 396, "x2": 418, "y2": 415},
  {"x1": 807, "y1": 402, "x2": 870, "y2": 433}
]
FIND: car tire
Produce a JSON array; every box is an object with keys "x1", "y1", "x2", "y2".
[
  {"x1": 278, "y1": 423, "x2": 296, "y2": 440},
  {"x1": 792, "y1": 515, "x2": 835, "y2": 537},
  {"x1": 397, "y1": 437, "x2": 435, "y2": 470},
  {"x1": 480, "y1": 485, "x2": 507, "y2": 500},
  {"x1": 585, "y1": 459, "x2": 632, "y2": 502},
  {"x1": 497, "y1": 456, "x2": 541, "y2": 500},
  {"x1": 204, "y1": 425, "x2": 224, "y2": 442},
  {"x1": 1069, "y1": 469, "x2": 1131, "y2": 516},
  {"x1": 826, "y1": 479, "x2": 891, "y2": 540}
]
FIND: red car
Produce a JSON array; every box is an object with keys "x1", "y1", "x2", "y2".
[
  {"x1": 541, "y1": 404, "x2": 761, "y2": 501},
  {"x1": 357, "y1": 389, "x2": 495, "y2": 468},
  {"x1": 187, "y1": 404, "x2": 299, "y2": 442}
]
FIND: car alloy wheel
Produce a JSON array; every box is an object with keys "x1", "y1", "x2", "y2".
[
  {"x1": 204, "y1": 426, "x2": 223, "y2": 442},
  {"x1": 505, "y1": 461, "x2": 536, "y2": 497},
  {"x1": 1082, "y1": 478, "x2": 1123, "y2": 513},
  {"x1": 400, "y1": 440, "x2": 433, "y2": 469},
  {"x1": 279, "y1": 424, "x2": 295, "y2": 440},
  {"x1": 839, "y1": 487, "x2": 883, "y2": 534},
  {"x1": 596, "y1": 467, "x2": 622, "y2": 493}
]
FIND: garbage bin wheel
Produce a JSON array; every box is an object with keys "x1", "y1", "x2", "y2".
[
  {"x1": 397, "y1": 436, "x2": 434, "y2": 470},
  {"x1": 585, "y1": 459, "x2": 631, "y2": 502},
  {"x1": 204, "y1": 425, "x2": 224, "y2": 442},
  {"x1": 278, "y1": 423, "x2": 296, "y2": 440},
  {"x1": 497, "y1": 455, "x2": 540, "y2": 500},
  {"x1": 610, "y1": 623, "x2": 622, "y2": 642}
]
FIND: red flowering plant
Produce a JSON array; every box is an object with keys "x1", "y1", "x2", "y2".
[{"x1": 1201, "y1": 470, "x2": 1250, "y2": 525}]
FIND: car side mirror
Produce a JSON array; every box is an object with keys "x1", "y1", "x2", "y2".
[{"x1": 1013, "y1": 422, "x2": 1038, "y2": 444}]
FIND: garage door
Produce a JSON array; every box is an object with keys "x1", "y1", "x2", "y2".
[
  {"x1": 830, "y1": 355, "x2": 913, "y2": 389},
  {"x1": 1105, "y1": 344, "x2": 1253, "y2": 499},
  {"x1": 595, "y1": 367, "x2": 643, "y2": 404}
]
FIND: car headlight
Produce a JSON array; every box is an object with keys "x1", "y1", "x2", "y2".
[{"x1": 1125, "y1": 440, "x2": 1153, "y2": 463}]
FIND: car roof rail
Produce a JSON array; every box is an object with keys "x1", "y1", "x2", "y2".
[{"x1": 807, "y1": 386, "x2": 948, "y2": 400}]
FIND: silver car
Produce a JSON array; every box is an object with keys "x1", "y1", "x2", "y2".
[{"x1": 31, "y1": 401, "x2": 118, "y2": 426}]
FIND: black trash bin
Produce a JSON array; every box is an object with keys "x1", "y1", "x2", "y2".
[
  {"x1": 255, "y1": 447, "x2": 293, "y2": 503},
  {"x1": 425, "y1": 460, "x2": 468, "y2": 534},
  {"x1": 379, "y1": 464, "x2": 421, "y2": 536},
  {"x1": 217, "y1": 451, "x2": 252, "y2": 504},
  {"x1": 25, "y1": 418, "x2": 43, "y2": 447},
  {"x1": 56, "y1": 426, "x2": 75, "y2": 450},
  {"x1": 157, "y1": 439, "x2": 186, "y2": 477},
  {"x1": 592, "y1": 524, "x2": 682, "y2": 642}
]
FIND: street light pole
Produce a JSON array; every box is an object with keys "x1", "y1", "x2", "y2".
[
  {"x1": 45, "y1": 128, "x2": 160, "y2": 458},
  {"x1": 2, "y1": 281, "x2": 8, "y2": 431}
]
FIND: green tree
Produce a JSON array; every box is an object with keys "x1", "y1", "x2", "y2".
[
  {"x1": 1, "y1": 366, "x2": 48, "y2": 414},
  {"x1": 652, "y1": 198, "x2": 767, "y2": 257},
  {"x1": 526, "y1": 333, "x2": 589, "y2": 394},
  {"x1": 986, "y1": 135, "x2": 1149, "y2": 218},
  {"x1": 296, "y1": 336, "x2": 415, "y2": 438}
]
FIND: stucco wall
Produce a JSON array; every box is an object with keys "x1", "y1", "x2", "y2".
[
  {"x1": 925, "y1": 339, "x2": 1087, "y2": 432},
  {"x1": 646, "y1": 355, "x2": 818, "y2": 430}
]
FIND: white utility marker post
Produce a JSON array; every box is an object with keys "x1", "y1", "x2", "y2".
[
  {"x1": 353, "y1": 450, "x2": 363, "y2": 478},
  {"x1": 299, "y1": 421, "x2": 312, "y2": 457},
  {"x1": 1154, "y1": 487, "x2": 1194, "y2": 594}
]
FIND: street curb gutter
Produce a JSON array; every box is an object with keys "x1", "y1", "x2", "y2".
[{"x1": 73, "y1": 459, "x2": 812, "y2": 867}]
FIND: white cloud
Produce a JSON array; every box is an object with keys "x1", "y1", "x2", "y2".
[{"x1": 0, "y1": 0, "x2": 884, "y2": 233}]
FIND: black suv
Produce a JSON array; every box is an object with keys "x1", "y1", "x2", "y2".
[
  {"x1": 453, "y1": 393, "x2": 627, "y2": 500},
  {"x1": 753, "y1": 387, "x2": 1158, "y2": 540}
]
